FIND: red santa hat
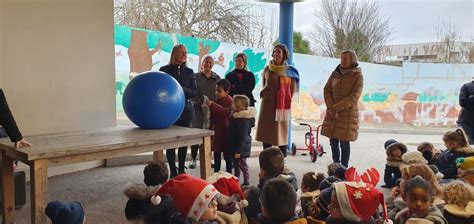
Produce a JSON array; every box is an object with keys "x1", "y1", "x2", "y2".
[
  {"x1": 150, "y1": 174, "x2": 219, "y2": 221},
  {"x1": 206, "y1": 171, "x2": 248, "y2": 207},
  {"x1": 333, "y1": 167, "x2": 391, "y2": 223}
]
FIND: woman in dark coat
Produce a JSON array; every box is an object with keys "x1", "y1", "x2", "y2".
[
  {"x1": 0, "y1": 89, "x2": 31, "y2": 148},
  {"x1": 159, "y1": 44, "x2": 197, "y2": 177},
  {"x1": 225, "y1": 53, "x2": 256, "y2": 107}
]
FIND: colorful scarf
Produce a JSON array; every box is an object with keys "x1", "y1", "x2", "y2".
[{"x1": 268, "y1": 62, "x2": 299, "y2": 121}]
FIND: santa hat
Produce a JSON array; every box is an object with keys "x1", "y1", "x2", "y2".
[
  {"x1": 206, "y1": 171, "x2": 248, "y2": 207},
  {"x1": 456, "y1": 156, "x2": 474, "y2": 170},
  {"x1": 150, "y1": 174, "x2": 219, "y2": 221},
  {"x1": 333, "y1": 167, "x2": 391, "y2": 223}
]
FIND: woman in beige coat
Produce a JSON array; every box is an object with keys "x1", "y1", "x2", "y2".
[
  {"x1": 321, "y1": 50, "x2": 363, "y2": 167},
  {"x1": 255, "y1": 44, "x2": 299, "y2": 156}
]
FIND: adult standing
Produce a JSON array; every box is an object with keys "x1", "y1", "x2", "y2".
[
  {"x1": 188, "y1": 56, "x2": 220, "y2": 169},
  {"x1": 457, "y1": 77, "x2": 474, "y2": 144},
  {"x1": 0, "y1": 89, "x2": 32, "y2": 149},
  {"x1": 159, "y1": 44, "x2": 197, "y2": 177},
  {"x1": 255, "y1": 44, "x2": 299, "y2": 157},
  {"x1": 321, "y1": 50, "x2": 363, "y2": 168},
  {"x1": 225, "y1": 53, "x2": 256, "y2": 107}
]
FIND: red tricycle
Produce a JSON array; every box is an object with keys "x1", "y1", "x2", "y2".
[{"x1": 291, "y1": 122, "x2": 325, "y2": 162}]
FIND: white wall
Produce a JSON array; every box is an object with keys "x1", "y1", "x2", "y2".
[{"x1": 0, "y1": 0, "x2": 116, "y2": 135}]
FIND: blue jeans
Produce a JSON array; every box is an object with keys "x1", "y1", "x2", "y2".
[
  {"x1": 330, "y1": 138, "x2": 351, "y2": 167},
  {"x1": 458, "y1": 123, "x2": 474, "y2": 145}
]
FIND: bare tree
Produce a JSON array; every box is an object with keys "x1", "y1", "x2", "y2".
[
  {"x1": 114, "y1": 0, "x2": 276, "y2": 48},
  {"x1": 309, "y1": 0, "x2": 391, "y2": 62},
  {"x1": 434, "y1": 20, "x2": 471, "y2": 63}
]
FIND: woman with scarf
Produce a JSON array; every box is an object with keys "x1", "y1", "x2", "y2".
[
  {"x1": 321, "y1": 50, "x2": 363, "y2": 168},
  {"x1": 255, "y1": 44, "x2": 299, "y2": 157}
]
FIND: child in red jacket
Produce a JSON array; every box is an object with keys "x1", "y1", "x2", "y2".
[{"x1": 208, "y1": 79, "x2": 233, "y2": 173}]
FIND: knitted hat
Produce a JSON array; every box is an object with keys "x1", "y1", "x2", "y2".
[
  {"x1": 456, "y1": 156, "x2": 474, "y2": 170},
  {"x1": 151, "y1": 174, "x2": 219, "y2": 221},
  {"x1": 402, "y1": 151, "x2": 428, "y2": 165},
  {"x1": 334, "y1": 167, "x2": 391, "y2": 223},
  {"x1": 384, "y1": 139, "x2": 408, "y2": 154},
  {"x1": 45, "y1": 201, "x2": 84, "y2": 224},
  {"x1": 316, "y1": 187, "x2": 333, "y2": 220},
  {"x1": 319, "y1": 176, "x2": 341, "y2": 191}
]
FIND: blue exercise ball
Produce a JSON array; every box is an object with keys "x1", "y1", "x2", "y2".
[{"x1": 122, "y1": 71, "x2": 185, "y2": 129}]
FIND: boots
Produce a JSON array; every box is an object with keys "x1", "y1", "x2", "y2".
[
  {"x1": 189, "y1": 158, "x2": 197, "y2": 169},
  {"x1": 170, "y1": 166, "x2": 178, "y2": 178}
]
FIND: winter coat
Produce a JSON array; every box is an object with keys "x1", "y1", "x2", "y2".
[
  {"x1": 225, "y1": 69, "x2": 256, "y2": 106},
  {"x1": 257, "y1": 214, "x2": 308, "y2": 224},
  {"x1": 245, "y1": 171, "x2": 299, "y2": 219},
  {"x1": 255, "y1": 65, "x2": 298, "y2": 146},
  {"x1": 192, "y1": 72, "x2": 220, "y2": 129},
  {"x1": 321, "y1": 64, "x2": 363, "y2": 142},
  {"x1": 227, "y1": 108, "x2": 256, "y2": 158},
  {"x1": 435, "y1": 146, "x2": 474, "y2": 179},
  {"x1": 457, "y1": 81, "x2": 474, "y2": 126},
  {"x1": 145, "y1": 195, "x2": 201, "y2": 224},
  {"x1": 300, "y1": 190, "x2": 320, "y2": 218},
  {"x1": 159, "y1": 64, "x2": 197, "y2": 124},
  {"x1": 209, "y1": 95, "x2": 233, "y2": 153},
  {"x1": 443, "y1": 201, "x2": 474, "y2": 224},
  {"x1": 394, "y1": 206, "x2": 447, "y2": 224},
  {"x1": 123, "y1": 183, "x2": 160, "y2": 224},
  {"x1": 0, "y1": 89, "x2": 23, "y2": 142}
]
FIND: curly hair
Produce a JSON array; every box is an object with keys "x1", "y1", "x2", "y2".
[
  {"x1": 443, "y1": 180, "x2": 474, "y2": 207},
  {"x1": 400, "y1": 163, "x2": 443, "y2": 196}
]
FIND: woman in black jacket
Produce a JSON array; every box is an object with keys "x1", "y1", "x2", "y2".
[
  {"x1": 159, "y1": 44, "x2": 197, "y2": 177},
  {"x1": 225, "y1": 53, "x2": 256, "y2": 107},
  {"x1": 0, "y1": 89, "x2": 31, "y2": 149},
  {"x1": 457, "y1": 77, "x2": 474, "y2": 144}
]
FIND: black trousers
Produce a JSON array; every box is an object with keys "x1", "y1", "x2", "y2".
[
  {"x1": 262, "y1": 143, "x2": 288, "y2": 157},
  {"x1": 167, "y1": 119, "x2": 192, "y2": 174},
  {"x1": 329, "y1": 138, "x2": 351, "y2": 167}
]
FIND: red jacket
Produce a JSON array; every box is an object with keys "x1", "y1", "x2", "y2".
[{"x1": 209, "y1": 95, "x2": 232, "y2": 153}]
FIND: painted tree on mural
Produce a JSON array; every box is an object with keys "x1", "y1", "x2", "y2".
[
  {"x1": 225, "y1": 48, "x2": 267, "y2": 84},
  {"x1": 310, "y1": 0, "x2": 391, "y2": 62}
]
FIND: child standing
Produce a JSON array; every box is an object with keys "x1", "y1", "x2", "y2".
[
  {"x1": 208, "y1": 79, "x2": 233, "y2": 173},
  {"x1": 225, "y1": 53, "x2": 256, "y2": 107},
  {"x1": 382, "y1": 139, "x2": 408, "y2": 188},
  {"x1": 435, "y1": 128, "x2": 474, "y2": 179},
  {"x1": 395, "y1": 176, "x2": 447, "y2": 224},
  {"x1": 300, "y1": 172, "x2": 325, "y2": 218},
  {"x1": 227, "y1": 95, "x2": 256, "y2": 186}
]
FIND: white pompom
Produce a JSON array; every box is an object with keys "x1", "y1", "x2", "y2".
[{"x1": 151, "y1": 195, "x2": 161, "y2": 205}]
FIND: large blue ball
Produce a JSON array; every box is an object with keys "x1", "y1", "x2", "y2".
[{"x1": 122, "y1": 71, "x2": 185, "y2": 129}]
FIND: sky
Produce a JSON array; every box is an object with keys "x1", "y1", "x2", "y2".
[{"x1": 259, "y1": 0, "x2": 473, "y2": 45}]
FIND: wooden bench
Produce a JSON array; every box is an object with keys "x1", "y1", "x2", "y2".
[{"x1": 0, "y1": 126, "x2": 213, "y2": 224}]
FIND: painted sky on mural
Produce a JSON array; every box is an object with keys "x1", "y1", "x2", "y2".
[{"x1": 260, "y1": 0, "x2": 473, "y2": 45}]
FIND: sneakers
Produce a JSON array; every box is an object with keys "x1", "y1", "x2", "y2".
[{"x1": 189, "y1": 158, "x2": 197, "y2": 169}]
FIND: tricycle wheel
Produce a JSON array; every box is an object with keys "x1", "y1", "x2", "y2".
[
  {"x1": 291, "y1": 143, "x2": 297, "y2": 156},
  {"x1": 311, "y1": 146, "x2": 317, "y2": 162},
  {"x1": 318, "y1": 144, "x2": 325, "y2": 156}
]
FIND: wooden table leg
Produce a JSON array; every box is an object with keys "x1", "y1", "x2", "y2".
[
  {"x1": 153, "y1": 150, "x2": 164, "y2": 162},
  {"x1": 199, "y1": 136, "x2": 212, "y2": 179},
  {"x1": 30, "y1": 160, "x2": 48, "y2": 224},
  {"x1": 1, "y1": 152, "x2": 15, "y2": 224}
]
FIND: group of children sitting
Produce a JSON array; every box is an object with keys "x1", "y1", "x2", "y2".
[{"x1": 44, "y1": 128, "x2": 474, "y2": 224}]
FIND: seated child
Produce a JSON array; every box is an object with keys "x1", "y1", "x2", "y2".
[
  {"x1": 435, "y1": 129, "x2": 474, "y2": 179},
  {"x1": 150, "y1": 174, "x2": 219, "y2": 223},
  {"x1": 383, "y1": 139, "x2": 408, "y2": 188},
  {"x1": 394, "y1": 176, "x2": 447, "y2": 224},
  {"x1": 307, "y1": 187, "x2": 333, "y2": 222},
  {"x1": 258, "y1": 178, "x2": 306, "y2": 223},
  {"x1": 326, "y1": 167, "x2": 391, "y2": 224},
  {"x1": 124, "y1": 161, "x2": 168, "y2": 223},
  {"x1": 300, "y1": 172, "x2": 325, "y2": 218},
  {"x1": 227, "y1": 95, "x2": 256, "y2": 186},
  {"x1": 402, "y1": 151, "x2": 428, "y2": 165},
  {"x1": 45, "y1": 200, "x2": 85, "y2": 224},
  {"x1": 245, "y1": 147, "x2": 298, "y2": 221},
  {"x1": 206, "y1": 171, "x2": 248, "y2": 224},
  {"x1": 456, "y1": 156, "x2": 474, "y2": 185},
  {"x1": 417, "y1": 142, "x2": 440, "y2": 165},
  {"x1": 327, "y1": 163, "x2": 344, "y2": 177},
  {"x1": 442, "y1": 180, "x2": 474, "y2": 224}
]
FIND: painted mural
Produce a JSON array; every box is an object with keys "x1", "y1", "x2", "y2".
[{"x1": 115, "y1": 25, "x2": 473, "y2": 126}]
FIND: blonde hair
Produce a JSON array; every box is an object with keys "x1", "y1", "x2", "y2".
[
  {"x1": 443, "y1": 181, "x2": 474, "y2": 207},
  {"x1": 400, "y1": 164, "x2": 443, "y2": 197},
  {"x1": 235, "y1": 53, "x2": 248, "y2": 70},
  {"x1": 168, "y1": 44, "x2": 187, "y2": 66},
  {"x1": 232, "y1": 95, "x2": 249, "y2": 112},
  {"x1": 443, "y1": 128, "x2": 469, "y2": 148},
  {"x1": 341, "y1": 50, "x2": 359, "y2": 65}
]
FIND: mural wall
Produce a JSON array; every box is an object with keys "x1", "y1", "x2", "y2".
[{"x1": 115, "y1": 25, "x2": 473, "y2": 126}]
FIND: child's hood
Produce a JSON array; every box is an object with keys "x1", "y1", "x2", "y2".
[
  {"x1": 451, "y1": 145, "x2": 474, "y2": 154},
  {"x1": 232, "y1": 107, "x2": 257, "y2": 119},
  {"x1": 123, "y1": 182, "x2": 160, "y2": 199},
  {"x1": 301, "y1": 189, "x2": 320, "y2": 199},
  {"x1": 277, "y1": 171, "x2": 299, "y2": 191}
]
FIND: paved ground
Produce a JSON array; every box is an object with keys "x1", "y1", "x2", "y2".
[{"x1": 11, "y1": 123, "x2": 449, "y2": 223}]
